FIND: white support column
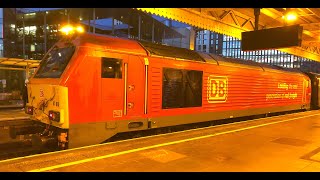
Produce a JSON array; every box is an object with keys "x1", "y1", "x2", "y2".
[
  {"x1": 189, "y1": 27, "x2": 196, "y2": 50},
  {"x1": 25, "y1": 64, "x2": 29, "y2": 80}
]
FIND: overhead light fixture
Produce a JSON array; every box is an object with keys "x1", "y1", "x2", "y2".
[{"x1": 282, "y1": 10, "x2": 298, "y2": 22}]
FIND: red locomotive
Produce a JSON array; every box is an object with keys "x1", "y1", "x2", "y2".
[{"x1": 11, "y1": 25, "x2": 312, "y2": 150}]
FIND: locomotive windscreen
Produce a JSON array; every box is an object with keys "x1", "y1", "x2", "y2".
[
  {"x1": 138, "y1": 41, "x2": 204, "y2": 62},
  {"x1": 34, "y1": 46, "x2": 76, "y2": 78}
]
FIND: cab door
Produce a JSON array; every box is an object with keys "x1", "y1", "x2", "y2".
[
  {"x1": 101, "y1": 55, "x2": 126, "y2": 120},
  {"x1": 125, "y1": 55, "x2": 145, "y2": 118},
  {"x1": 101, "y1": 54, "x2": 146, "y2": 121}
]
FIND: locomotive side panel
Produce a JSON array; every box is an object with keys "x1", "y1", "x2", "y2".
[
  {"x1": 67, "y1": 55, "x2": 101, "y2": 124},
  {"x1": 125, "y1": 55, "x2": 146, "y2": 118},
  {"x1": 100, "y1": 53, "x2": 127, "y2": 122},
  {"x1": 67, "y1": 50, "x2": 147, "y2": 123},
  {"x1": 147, "y1": 57, "x2": 206, "y2": 128},
  {"x1": 203, "y1": 65, "x2": 309, "y2": 114},
  {"x1": 21, "y1": 32, "x2": 312, "y2": 150},
  {"x1": 147, "y1": 57, "x2": 310, "y2": 129},
  {"x1": 67, "y1": 51, "x2": 149, "y2": 148}
]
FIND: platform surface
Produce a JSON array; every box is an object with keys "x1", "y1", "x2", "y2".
[
  {"x1": 1, "y1": 110, "x2": 320, "y2": 172},
  {"x1": 0, "y1": 108, "x2": 31, "y2": 143},
  {"x1": 0, "y1": 108, "x2": 29, "y2": 122}
]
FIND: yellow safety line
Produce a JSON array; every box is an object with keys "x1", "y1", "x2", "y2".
[{"x1": 27, "y1": 112, "x2": 320, "y2": 172}]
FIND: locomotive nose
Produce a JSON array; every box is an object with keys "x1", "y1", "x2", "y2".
[{"x1": 9, "y1": 125, "x2": 43, "y2": 139}]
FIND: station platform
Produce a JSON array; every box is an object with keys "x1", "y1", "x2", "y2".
[
  {"x1": 0, "y1": 108, "x2": 31, "y2": 129},
  {"x1": 1, "y1": 110, "x2": 320, "y2": 172},
  {"x1": 0, "y1": 108, "x2": 29, "y2": 122},
  {"x1": 0, "y1": 108, "x2": 31, "y2": 143}
]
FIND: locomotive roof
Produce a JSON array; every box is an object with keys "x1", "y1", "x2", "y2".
[
  {"x1": 77, "y1": 33, "x2": 303, "y2": 74},
  {"x1": 207, "y1": 53, "x2": 302, "y2": 73},
  {"x1": 138, "y1": 40, "x2": 205, "y2": 62},
  {"x1": 77, "y1": 33, "x2": 148, "y2": 55}
]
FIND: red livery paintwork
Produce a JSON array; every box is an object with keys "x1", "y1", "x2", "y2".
[{"x1": 26, "y1": 33, "x2": 311, "y2": 149}]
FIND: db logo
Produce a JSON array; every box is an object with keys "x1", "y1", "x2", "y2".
[{"x1": 207, "y1": 75, "x2": 228, "y2": 103}]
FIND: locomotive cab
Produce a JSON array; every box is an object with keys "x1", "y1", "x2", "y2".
[
  {"x1": 303, "y1": 72, "x2": 320, "y2": 110},
  {"x1": 16, "y1": 25, "x2": 149, "y2": 150},
  {"x1": 13, "y1": 26, "x2": 83, "y2": 150},
  {"x1": 23, "y1": 42, "x2": 75, "y2": 150}
]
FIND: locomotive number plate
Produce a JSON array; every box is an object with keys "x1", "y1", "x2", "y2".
[{"x1": 40, "y1": 88, "x2": 44, "y2": 98}]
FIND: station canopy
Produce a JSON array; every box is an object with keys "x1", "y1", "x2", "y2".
[
  {"x1": 16, "y1": 8, "x2": 184, "y2": 39},
  {"x1": 137, "y1": 8, "x2": 320, "y2": 62},
  {"x1": 14, "y1": 8, "x2": 320, "y2": 62},
  {"x1": 0, "y1": 57, "x2": 40, "y2": 70}
]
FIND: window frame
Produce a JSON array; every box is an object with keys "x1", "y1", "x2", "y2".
[{"x1": 101, "y1": 57, "x2": 123, "y2": 79}]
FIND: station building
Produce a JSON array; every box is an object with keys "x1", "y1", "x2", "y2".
[
  {"x1": 0, "y1": 8, "x2": 186, "y2": 107},
  {"x1": 0, "y1": 8, "x2": 320, "y2": 108}
]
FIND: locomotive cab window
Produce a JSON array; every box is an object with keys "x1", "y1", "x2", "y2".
[
  {"x1": 101, "y1": 58, "x2": 122, "y2": 79},
  {"x1": 34, "y1": 45, "x2": 76, "y2": 78}
]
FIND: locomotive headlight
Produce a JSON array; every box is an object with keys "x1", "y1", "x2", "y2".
[
  {"x1": 76, "y1": 26, "x2": 84, "y2": 33},
  {"x1": 48, "y1": 110, "x2": 60, "y2": 122},
  {"x1": 60, "y1": 25, "x2": 74, "y2": 35},
  {"x1": 60, "y1": 24, "x2": 84, "y2": 35}
]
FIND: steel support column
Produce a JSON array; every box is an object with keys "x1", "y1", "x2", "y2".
[
  {"x1": 112, "y1": 17, "x2": 115, "y2": 36},
  {"x1": 254, "y1": 8, "x2": 260, "y2": 31},
  {"x1": 22, "y1": 14, "x2": 25, "y2": 59},
  {"x1": 44, "y1": 12, "x2": 47, "y2": 54},
  {"x1": 152, "y1": 19, "x2": 154, "y2": 43},
  {"x1": 138, "y1": 15, "x2": 141, "y2": 40},
  {"x1": 93, "y1": 8, "x2": 95, "y2": 34}
]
